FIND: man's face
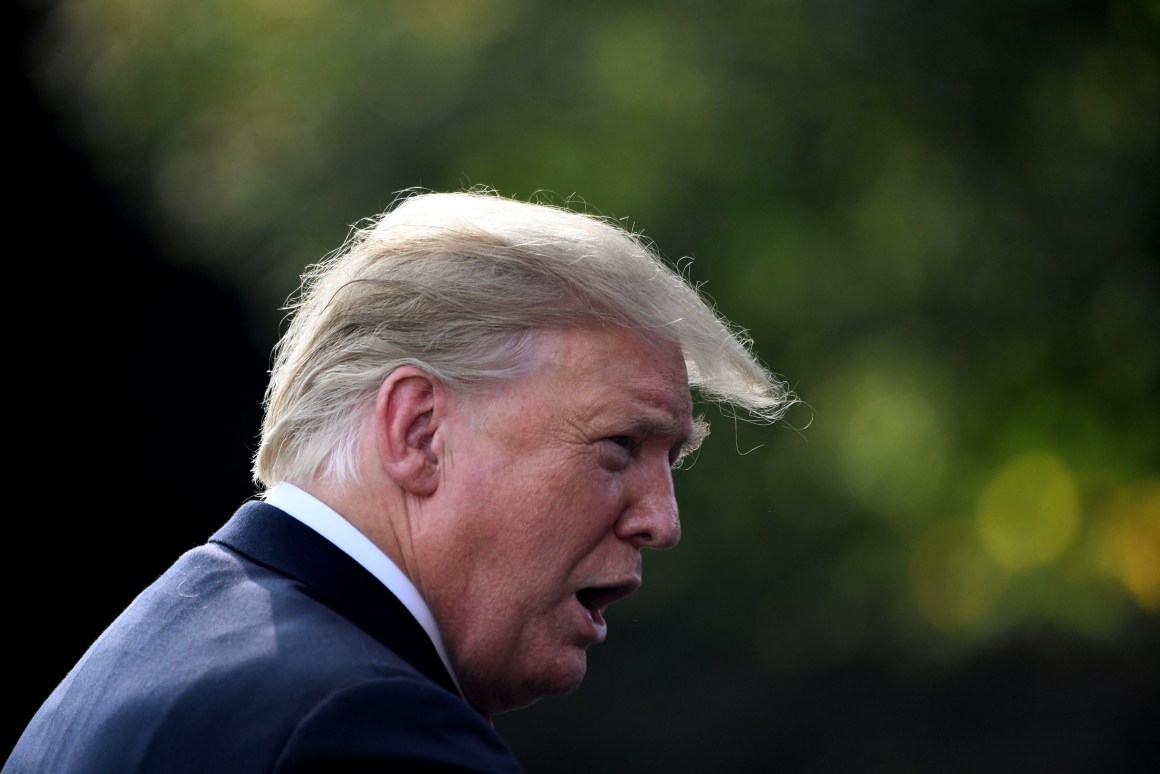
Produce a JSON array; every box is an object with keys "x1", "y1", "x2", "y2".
[{"x1": 416, "y1": 325, "x2": 698, "y2": 715}]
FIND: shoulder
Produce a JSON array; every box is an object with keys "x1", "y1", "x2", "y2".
[{"x1": 276, "y1": 675, "x2": 523, "y2": 773}]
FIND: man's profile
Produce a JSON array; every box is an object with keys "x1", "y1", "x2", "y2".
[{"x1": 4, "y1": 188, "x2": 795, "y2": 772}]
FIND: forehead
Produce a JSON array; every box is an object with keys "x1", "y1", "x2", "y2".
[{"x1": 524, "y1": 325, "x2": 693, "y2": 427}]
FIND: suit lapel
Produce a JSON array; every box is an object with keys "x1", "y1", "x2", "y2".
[{"x1": 210, "y1": 500, "x2": 459, "y2": 696}]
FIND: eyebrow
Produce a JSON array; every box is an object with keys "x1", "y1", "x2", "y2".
[
  {"x1": 625, "y1": 413, "x2": 709, "y2": 465},
  {"x1": 675, "y1": 416, "x2": 710, "y2": 465}
]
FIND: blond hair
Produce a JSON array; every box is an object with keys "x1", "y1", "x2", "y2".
[{"x1": 254, "y1": 187, "x2": 794, "y2": 487}]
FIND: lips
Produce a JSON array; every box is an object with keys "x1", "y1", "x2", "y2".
[{"x1": 574, "y1": 578, "x2": 641, "y2": 642}]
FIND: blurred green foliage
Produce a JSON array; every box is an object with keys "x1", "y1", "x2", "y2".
[{"x1": 20, "y1": 0, "x2": 1158, "y2": 770}]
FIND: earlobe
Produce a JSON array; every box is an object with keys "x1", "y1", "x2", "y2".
[{"x1": 376, "y1": 367, "x2": 443, "y2": 497}]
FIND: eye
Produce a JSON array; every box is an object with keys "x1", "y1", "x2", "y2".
[
  {"x1": 608, "y1": 435, "x2": 635, "y2": 450},
  {"x1": 598, "y1": 435, "x2": 636, "y2": 470},
  {"x1": 669, "y1": 444, "x2": 694, "y2": 469}
]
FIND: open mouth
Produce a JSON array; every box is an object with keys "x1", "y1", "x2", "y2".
[{"x1": 575, "y1": 581, "x2": 638, "y2": 618}]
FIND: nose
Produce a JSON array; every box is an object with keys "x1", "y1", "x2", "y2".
[{"x1": 615, "y1": 459, "x2": 682, "y2": 550}]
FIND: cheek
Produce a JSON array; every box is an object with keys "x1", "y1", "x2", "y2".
[
  {"x1": 500, "y1": 470, "x2": 620, "y2": 568},
  {"x1": 457, "y1": 452, "x2": 625, "y2": 579},
  {"x1": 542, "y1": 470, "x2": 627, "y2": 552}
]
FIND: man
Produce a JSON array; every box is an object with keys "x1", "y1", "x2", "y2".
[{"x1": 5, "y1": 188, "x2": 794, "y2": 772}]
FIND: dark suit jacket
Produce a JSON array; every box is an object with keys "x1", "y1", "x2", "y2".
[{"x1": 4, "y1": 501, "x2": 523, "y2": 773}]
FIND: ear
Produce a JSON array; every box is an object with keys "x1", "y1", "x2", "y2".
[{"x1": 375, "y1": 366, "x2": 445, "y2": 497}]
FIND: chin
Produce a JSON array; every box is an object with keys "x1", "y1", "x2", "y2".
[
  {"x1": 470, "y1": 646, "x2": 590, "y2": 714},
  {"x1": 537, "y1": 652, "x2": 589, "y2": 697},
  {"x1": 505, "y1": 657, "x2": 589, "y2": 712}
]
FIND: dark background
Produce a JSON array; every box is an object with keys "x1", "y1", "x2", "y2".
[
  {"x1": 8, "y1": 1, "x2": 1159, "y2": 771},
  {"x1": 8, "y1": 0, "x2": 267, "y2": 754}
]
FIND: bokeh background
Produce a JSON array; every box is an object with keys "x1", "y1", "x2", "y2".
[{"x1": 8, "y1": 1, "x2": 1158, "y2": 771}]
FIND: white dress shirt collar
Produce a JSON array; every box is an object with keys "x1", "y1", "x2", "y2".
[{"x1": 260, "y1": 481, "x2": 462, "y2": 697}]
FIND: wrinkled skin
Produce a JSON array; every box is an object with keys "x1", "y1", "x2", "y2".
[{"x1": 413, "y1": 326, "x2": 697, "y2": 715}]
